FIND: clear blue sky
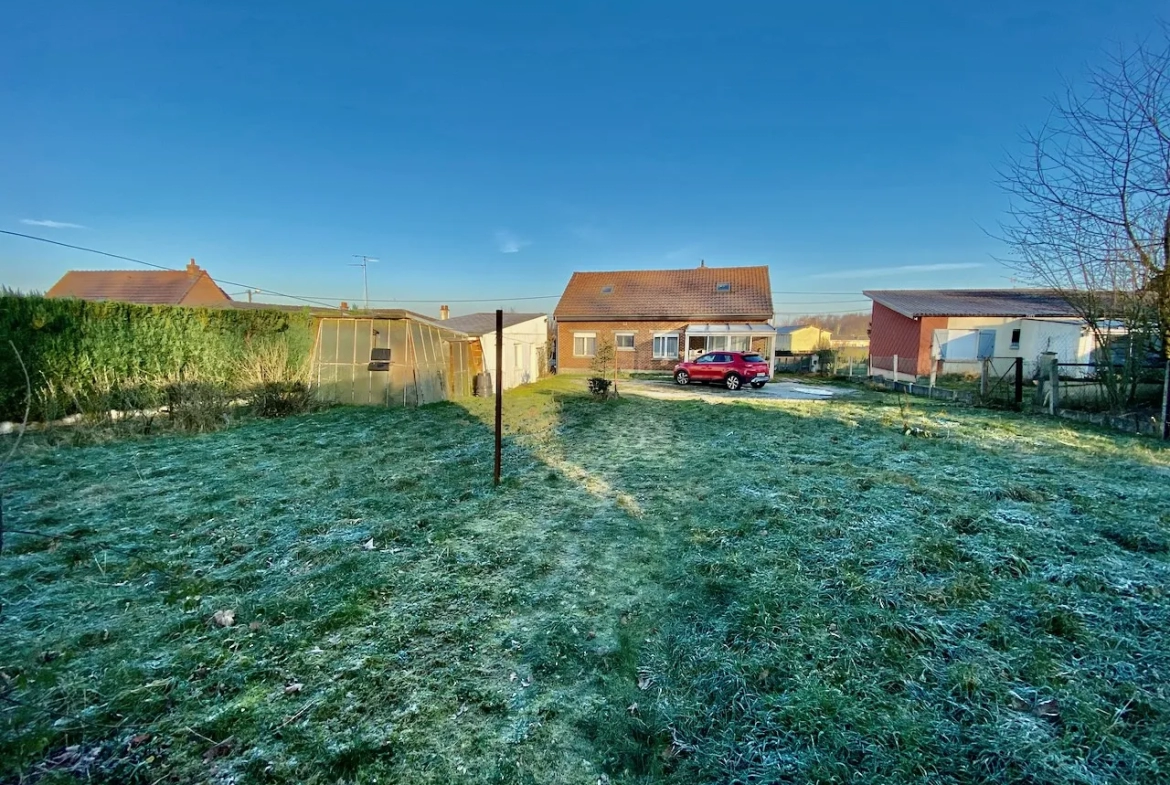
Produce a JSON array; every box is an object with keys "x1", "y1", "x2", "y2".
[{"x1": 1, "y1": 1, "x2": 1163, "y2": 316}]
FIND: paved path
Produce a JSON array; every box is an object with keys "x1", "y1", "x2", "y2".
[{"x1": 620, "y1": 377, "x2": 850, "y2": 402}]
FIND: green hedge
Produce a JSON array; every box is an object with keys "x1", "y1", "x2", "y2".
[{"x1": 0, "y1": 295, "x2": 315, "y2": 421}]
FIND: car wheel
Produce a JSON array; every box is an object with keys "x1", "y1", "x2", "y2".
[
  {"x1": 675, "y1": 370, "x2": 690, "y2": 385},
  {"x1": 724, "y1": 373, "x2": 743, "y2": 390},
  {"x1": 750, "y1": 381, "x2": 766, "y2": 389}
]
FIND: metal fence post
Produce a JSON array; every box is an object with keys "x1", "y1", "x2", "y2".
[
  {"x1": 493, "y1": 309, "x2": 503, "y2": 485},
  {"x1": 1014, "y1": 357, "x2": 1024, "y2": 407},
  {"x1": 893, "y1": 354, "x2": 899, "y2": 383},
  {"x1": 1162, "y1": 359, "x2": 1169, "y2": 440},
  {"x1": 1049, "y1": 355, "x2": 1060, "y2": 415}
]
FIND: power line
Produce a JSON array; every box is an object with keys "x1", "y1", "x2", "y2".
[
  {"x1": 771, "y1": 291, "x2": 864, "y2": 295},
  {"x1": 273, "y1": 294, "x2": 563, "y2": 304},
  {"x1": 773, "y1": 300, "x2": 871, "y2": 306},
  {"x1": 3, "y1": 228, "x2": 877, "y2": 311},
  {"x1": 772, "y1": 311, "x2": 875, "y2": 315},
  {"x1": 1, "y1": 229, "x2": 340, "y2": 309}
]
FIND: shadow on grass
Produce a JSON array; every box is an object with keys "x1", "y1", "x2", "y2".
[
  {"x1": 4, "y1": 378, "x2": 1170, "y2": 784},
  {"x1": 0, "y1": 381, "x2": 677, "y2": 783}
]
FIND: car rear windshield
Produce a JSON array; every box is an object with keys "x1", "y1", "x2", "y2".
[{"x1": 741, "y1": 353, "x2": 764, "y2": 362}]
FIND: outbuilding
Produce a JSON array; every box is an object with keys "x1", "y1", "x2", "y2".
[
  {"x1": 311, "y1": 310, "x2": 473, "y2": 406},
  {"x1": 438, "y1": 311, "x2": 549, "y2": 391}
]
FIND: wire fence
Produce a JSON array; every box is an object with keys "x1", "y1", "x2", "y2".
[{"x1": 859, "y1": 352, "x2": 1170, "y2": 438}]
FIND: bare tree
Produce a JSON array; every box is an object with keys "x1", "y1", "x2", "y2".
[{"x1": 1001, "y1": 30, "x2": 1169, "y2": 408}]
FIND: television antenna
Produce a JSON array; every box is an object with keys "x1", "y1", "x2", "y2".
[{"x1": 349, "y1": 255, "x2": 379, "y2": 310}]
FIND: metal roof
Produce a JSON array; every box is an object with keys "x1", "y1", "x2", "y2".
[
  {"x1": 864, "y1": 289, "x2": 1081, "y2": 319},
  {"x1": 554, "y1": 265, "x2": 773, "y2": 321},
  {"x1": 439, "y1": 312, "x2": 546, "y2": 337},
  {"x1": 225, "y1": 302, "x2": 469, "y2": 337}
]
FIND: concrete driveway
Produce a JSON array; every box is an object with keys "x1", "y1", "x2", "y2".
[{"x1": 619, "y1": 377, "x2": 850, "y2": 402}]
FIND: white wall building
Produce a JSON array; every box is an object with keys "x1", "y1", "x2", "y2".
[{"x1": 440, "y1": 311, "x2": 549, "y2": 390}]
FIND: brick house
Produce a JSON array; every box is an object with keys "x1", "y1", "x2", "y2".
[
  {"x1": 47, "y1": 259, "x2": 232, "y2": 306},
  {"x1": 864, "y1": 289, "x2": 1086, "y2": 380},
  {"x1": 553, "y1": 264, "x2": 775, "y2": 373}
]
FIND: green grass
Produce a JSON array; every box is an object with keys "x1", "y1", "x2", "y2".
[{"x1": 2, "y1": 378, "x2": 1169, "y2": 784}]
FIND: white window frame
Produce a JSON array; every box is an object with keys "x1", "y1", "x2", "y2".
[
  {"x1": 730, "y1": 335, "x2": 751, "y2": 352},
  {"x1": 573, "y1": 332, "x2": 597, "y2": 357},
  {"x1": 652, "y1": 332, "x2": 680, "y2": 360},
  {"x1": 614, "y1": 331, "x2": 636, "y2": 351}
]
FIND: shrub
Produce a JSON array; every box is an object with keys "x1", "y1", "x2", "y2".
[
  {"x1": 0, "y1": 295, "x2": 314, "y2": 422},
  {"x1": 587, "y1": 378, "x2": 613, "y2": 396}
]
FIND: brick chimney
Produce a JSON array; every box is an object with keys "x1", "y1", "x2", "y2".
[
  {"x1": 439, "y1": 305, "x2": 450, "y2": 320},
  {"x1": 186, "y1": 258, "x2": 200, "y2": 276},
  {"x1": 339, "y1": 301, "x2": 349, "y2": 314}
]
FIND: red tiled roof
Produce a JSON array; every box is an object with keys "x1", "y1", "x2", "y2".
[
  {"x1": 864, "y1": 289, "x2": 1081, "y2": 319},
  {"x1": 46, "y1": 262, "x2": 231, "y2": 305},
  {"x1": 554, "y1": 265, "x2": 772, "y2": 321}
]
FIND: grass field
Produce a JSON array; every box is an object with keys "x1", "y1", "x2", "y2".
[{"x1": 2, "y1": 377, "x2": 1169, "y2": 784}]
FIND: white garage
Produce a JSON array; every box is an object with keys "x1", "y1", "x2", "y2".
[{"x1": 439, "y1": 311, "x2": 549, "y2": 391}]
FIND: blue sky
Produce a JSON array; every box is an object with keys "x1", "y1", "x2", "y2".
[{"x1": 0, "y1": 1, "x2": 1163, "y2": 316}]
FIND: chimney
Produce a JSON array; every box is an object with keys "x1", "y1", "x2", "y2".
[
  {"x1": 186, "y1": 258, "x2": 200, "y2": 276},
  {"x1": 439, "y1": 304, "x2": 450, "y2": 320},
  {"x1": 699, "y1": 259, "x2": 706, "y2": 268},
  {"x1": 339, "y1": 301, "x2": 349, "y2": 314}
]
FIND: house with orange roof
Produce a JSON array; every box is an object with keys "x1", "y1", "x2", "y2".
[
  {"x1": 46, "y1": 259, "x2": 232, "y2": 306},
  {"x1": 553, "y1": 263, "x2": 775, "y2": 372}
]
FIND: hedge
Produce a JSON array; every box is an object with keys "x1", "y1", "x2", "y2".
[{"x1": 0, "y1": 295, "x2": 315, "y2": 421}]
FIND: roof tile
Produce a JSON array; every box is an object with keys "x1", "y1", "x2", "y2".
[
  {"x1": 554, "y1": 266, "x2": 772, "y2": 321},
  {"x1": 47, "y1": 266, "x2": 230, "y2": 305}
]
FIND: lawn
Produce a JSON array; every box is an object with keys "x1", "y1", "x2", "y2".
[{"x1": 2, "y1": 378, "x2": 1169, "y2": 784}]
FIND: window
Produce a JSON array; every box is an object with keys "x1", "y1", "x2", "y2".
[
  {"x1": 715, "y1": 353, "x2": 734, "y2": 363},
  {"x1": 695, "y1": 354, "x2": 716, "y2": 364},
  {"x1": 1010, "y1": 328, "x2": 1021, "y2": 350},
  {"x1": 652, "y1": 333, "x2": 679, "y2": 359},
  {"x1": 707, "y1": 335, "x2": 728, "y2": 351},
  {"x1": 730, "y1": 335, "x2": 751, "y2": 352},
  {"x1": 601, "y1": 285, "x2": 614, "y2": 294},
  {"x1": 615, "y1": 332, "x2": 636, "y2": 351},
  {"x1": 715, "y1": 282, "x2": 731, "y2": 292},
  {"x1": 573, "y1": 332, "x2": 597, "y2": 357},
  {"x1": 742, "y1": 353, "x2": 764, "y2": 363},
  {"x1": 514, "y1": 343, "x2": 523, "y2": 367}
]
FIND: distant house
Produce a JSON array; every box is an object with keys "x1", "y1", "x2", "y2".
[
  {"x1": 553, "y1": 264, "x2": 775, "y2": 372},
  {"x1": 864, "y1": 289, "x2": 1097, "y2": 380},
  {"x1": 47, "y1": 260, "x2": 232, "y2": 306},
  {"x1": 439, "y1": 310, "x2": 548, "y2": 391},
  {"x1": 775, "y1": 324, "x2": 830, "y2": 354}
]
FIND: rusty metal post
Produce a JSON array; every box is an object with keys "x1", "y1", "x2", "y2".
[{"x1": 493, "y1": 309, "x2": 503, "y2": 485}]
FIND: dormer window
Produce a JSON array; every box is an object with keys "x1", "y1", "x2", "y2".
[{"x1": 715, "y1": 282, "x2": 731, "y2": 292}]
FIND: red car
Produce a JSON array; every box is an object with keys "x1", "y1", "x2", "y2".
[{"x1": 673, "y1": 351, "x2": 772, "y2": 390}]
